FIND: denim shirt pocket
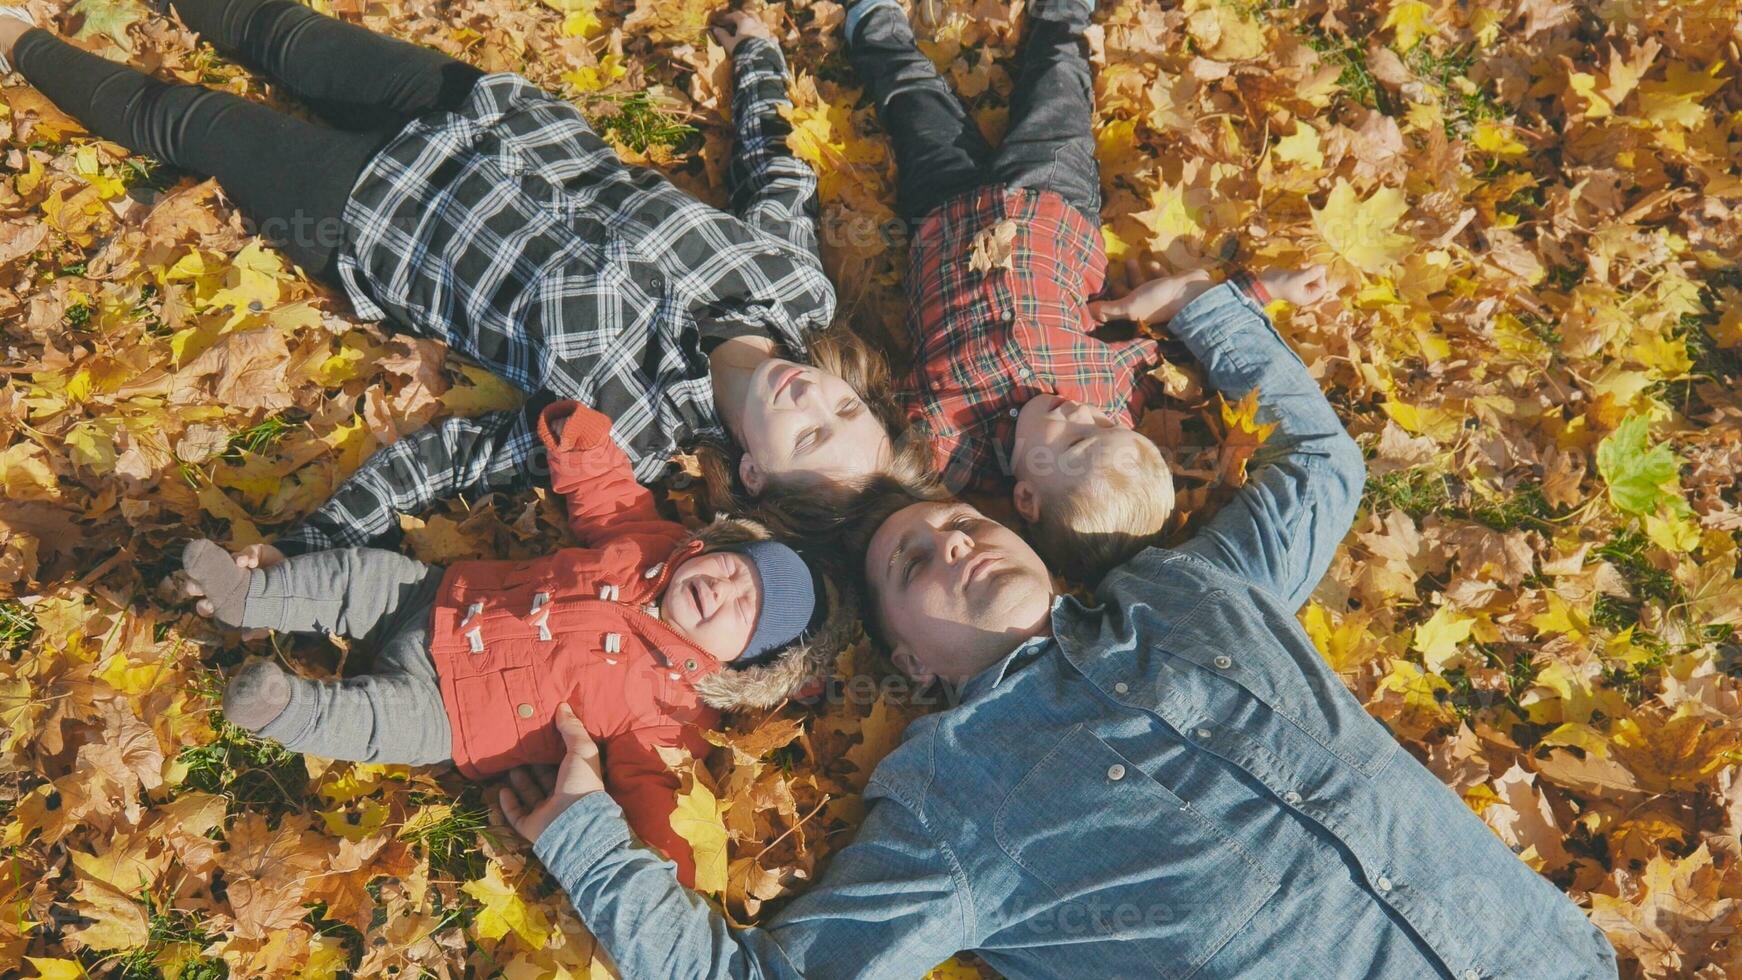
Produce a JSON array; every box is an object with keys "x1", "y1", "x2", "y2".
[
  {"x1": 1159, "y1": 585, "x2": 1399, "y2": 778},
  {"x1": 994, "y1": 725, "x2": 1280, "y2": 979}
]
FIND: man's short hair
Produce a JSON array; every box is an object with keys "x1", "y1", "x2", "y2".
[
  {"x1": 1028, "y1": 438, "x2": 1174, "y2": 584},
  {"x1": 843, "y1": 484, "x2": 945, "y2": 649}
]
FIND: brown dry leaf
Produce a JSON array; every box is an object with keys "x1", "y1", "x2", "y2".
[{"x1": 967, "y1": 219, "x2": 1019, "y2": 276}]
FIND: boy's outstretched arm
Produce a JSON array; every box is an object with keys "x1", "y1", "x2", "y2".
[
  {"x1": 1100, "y1": 266, "x2": 1364, "y2": 611},
  {"x1": 716, "y1": 13, "x2": 824, "y2": 263},
  {"x1": 275, "y1": 398, "x2": 553, "y2": 557}
]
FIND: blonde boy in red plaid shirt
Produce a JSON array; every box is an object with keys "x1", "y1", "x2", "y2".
[{"x1": 845, "y1": 0, "x2": 1331, "y2": 580}]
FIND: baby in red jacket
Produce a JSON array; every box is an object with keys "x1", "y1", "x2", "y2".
[{"x1": 181, "y1": 400, "x2": 855, "y2": 887}]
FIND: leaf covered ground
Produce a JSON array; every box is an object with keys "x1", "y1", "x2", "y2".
[{"x1": 2, "y1": 0, "x2": 1741, "y2": 977}]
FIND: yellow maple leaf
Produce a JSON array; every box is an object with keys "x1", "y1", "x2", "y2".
[
  {"x1": 63, "y1": 879, "x2": 149, "y2": 951},
  {"x1": 462, "y1": 861, "x2": 554, "y2": 948},
  {"x1": 1412, "y1": 606, "x2": 1476, "y2": 671},
  {"x1": 1383, "y1": 0, "x2": 1436, "y2": 52},
  {"x1": 0, "y1": 442, "x2": 60, "y2": 501},
  {"x1": 1310, "y1": 179, "x2": 1414, "y2": 275},
  {"x1": 23, "y1": 959, "x2": 87, "y2": 980},
  {"x1": 1215, "y1": 388, "x2": 1278, "y2": 487},
  {"x1": 669, "y1": 780, "x2": 731, "y2": 894},
  {"x1": 1133, "y1": 181, "x2": 1205, "y2": 251},
  {"x1": 1272, "y1": 123, "x2": 1324, "y2": 169},
  {"x1": 1301, "y1": 602, "x2": 1381, "y2": 673}
]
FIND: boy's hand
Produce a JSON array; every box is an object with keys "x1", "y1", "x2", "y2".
[
  {"x1": 711, "y1": 10, "x2": 774, "y2": 55},
  {"x1": 1255, "y1": 265, "x2": 1331, "y2": 307},
  {"x1": 1089, "y1": 259, "x2": 1215, "y2": 327},
  {"x1": 499, "y1": 703, "x2": 606, "y2": 845}
]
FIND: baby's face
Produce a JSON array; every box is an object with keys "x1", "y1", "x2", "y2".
[
  {"x1": 662, "y1": 551, "x2": 760, "y2": 663},
  {"x1": 1012, "y1": 394, "x2": 1154, "y2": 499}
]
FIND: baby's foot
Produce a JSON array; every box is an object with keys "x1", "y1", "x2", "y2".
[
  {"x1": 223, "y1": 658, "x2": 290, "y2": 731},
  {"x1": 182, "y1": 539, "x2": 254, "y2": 627}
]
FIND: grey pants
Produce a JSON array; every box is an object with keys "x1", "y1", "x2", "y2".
[{"x1": 241, "y1": 547, "x2": 453, "y2": 766}]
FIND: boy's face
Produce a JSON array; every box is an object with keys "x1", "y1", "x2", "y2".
[
  {"x1": 662, "y1": 551, "x2": 760, "y2": 664},
  {"x1": 1011, "y1": 394, "x2": 1157, "y2": 517}
]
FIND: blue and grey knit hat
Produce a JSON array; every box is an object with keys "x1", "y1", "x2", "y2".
[{"x1": 726, "y1": 541, "x2": 823, "y2": 667}]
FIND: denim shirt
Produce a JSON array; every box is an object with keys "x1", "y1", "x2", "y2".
[{"x1": 532, "y1": 284, "x2": 1618, "y2": 979}]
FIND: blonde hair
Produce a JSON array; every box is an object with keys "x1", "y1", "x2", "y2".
[
  {"x1": 694, "y1": 322, "x2": 944, "y2": 538},
  {"x1": 1028, "y1": 439, "x2": 1175, "y2": 584}
]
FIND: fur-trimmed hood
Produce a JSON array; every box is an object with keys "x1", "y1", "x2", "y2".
[{"x1": 683, "y1": 515, "x2": 859, "y2": 712}]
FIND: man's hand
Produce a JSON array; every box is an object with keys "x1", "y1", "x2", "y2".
[
  {"x1": 711, "y1": 10, "x2": 774, "y2": 55},
  {"x1": 1088, "y1": 259, "x2": 1215, "y2": 326},
  {"x1": 181, "y1": 543, "x2": 285, "y2": 630},
  {"x1": 1255, "y1": 265, "x2": 1331, "y2": 307},
  {"x1": 500, "y1": 703, "x2": 606, "y2": 845}
]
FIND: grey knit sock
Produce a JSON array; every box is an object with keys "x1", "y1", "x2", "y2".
[
  {"x1": 223, "y1": 658, "x2": 291, "y2": 731},
  {"x1": 182, "y1": 539, "x2": 254, "y2": 627}
]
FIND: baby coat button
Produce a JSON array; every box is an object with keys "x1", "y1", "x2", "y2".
[
  {"x1": 684, "y1": 658, "x2": 697, "y2": 671},
  {"x1": 516, "y1": 703, "x2": 534, "y2": 718}
]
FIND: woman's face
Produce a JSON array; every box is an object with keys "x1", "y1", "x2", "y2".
[{"x1": 734, "y1": 358, "x2": 893, "y2": 494}]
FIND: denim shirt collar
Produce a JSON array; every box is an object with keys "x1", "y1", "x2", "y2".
[{"x1": 956, "y1": 593, "x2": 1092, "y2": 704}]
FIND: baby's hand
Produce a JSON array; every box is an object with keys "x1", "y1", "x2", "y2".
[
  {"x1": 1255, "y1": 265, "x2": 1331, "y2": 307},
  {"x1": 181, "y1": 542, "x2": 283, "y2": 636},
  {"x1": 1089, "y1": 259, "x2": 1215, "y2": 327},
  {"x1": 711, "y1": 10, "x2": 774, "y2": 55}
]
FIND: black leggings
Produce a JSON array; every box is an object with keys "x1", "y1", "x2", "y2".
[{"x1": 14, "y1": 0, "x2": 483, "y2": 281}]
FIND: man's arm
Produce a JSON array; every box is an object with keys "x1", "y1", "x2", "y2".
[
  {"x1": 1149, "y1": 280, "x2": 1365, "y2": 610},
  {"x1": 275, "y1": 398, "x2": 552, "y2": 556},
  {"x1": 530, "y1": 782, "x2": 970, "y2": 979},
  {"x1": 723, "y1": 34, "x2": 824, "y2": 262}
]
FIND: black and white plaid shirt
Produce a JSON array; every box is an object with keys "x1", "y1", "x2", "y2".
[{"x1": 277, "y1": 39, "x2": 834, "y2": 556}]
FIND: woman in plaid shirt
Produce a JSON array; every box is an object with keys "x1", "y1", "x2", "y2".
[{"x1": 0, "y1": 0, "x2": 915, "y2": 561}]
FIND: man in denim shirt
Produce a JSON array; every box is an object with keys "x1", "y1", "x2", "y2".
[{"x1": 500, "y1": 282, "x2": 1618, "y2": 978}]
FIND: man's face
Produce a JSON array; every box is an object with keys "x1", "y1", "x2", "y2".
[
  {"x1": 865, "y1": 501, "x2": 1055, "y2": 685},
  {"x1": 663, "y1": 551, "x2": 759, "y2": 663},
  {"x1": 735, "y1": 358, "x2": 893, "y2": 494}
]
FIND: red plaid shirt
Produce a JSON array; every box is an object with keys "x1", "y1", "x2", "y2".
[{"x1": 900, "y1": 186, "x2": 1158, "y2": 492}]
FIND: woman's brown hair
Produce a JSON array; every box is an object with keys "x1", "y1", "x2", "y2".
[{"x1": 693, "y1": 321, "x2": 944, "y2": 538}]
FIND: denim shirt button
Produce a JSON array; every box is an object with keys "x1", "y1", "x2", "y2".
[
  {"x1": 1113, "y1": 682, "x2": 1130, "y2": 695},
  {"x1": 1376, "y1": 876, "x2": 1394, "y2": 893},
  {"x1": 1194, "y1": 727, "x2": 1212, "y2": 739},
  {"x1": 1213, "y1": 655, "x2": 1232, "y2": 669},
  {"x1": 1283, "y1": 790, "x2": 1302, "y2": 805},
  {"x1": 1461, "y1": 972, "x2": 1479, "y2": 980},
  {"x1": 1106, "y1": 764, "x2": 1125, "y2": 781}
]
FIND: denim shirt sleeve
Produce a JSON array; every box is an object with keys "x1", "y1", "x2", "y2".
[
  {"x1": 1155, "y1": 282, "x2": 1366, "y2": 610},
  {"x1": 534, "y1": 784, "x2": 969, "y2": 979}
]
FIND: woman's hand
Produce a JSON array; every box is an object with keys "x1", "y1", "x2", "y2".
[
  {"x1": 710, "y1": 10, "x2": 774, "y2": 55},
  {"x1": 1255, "y1": 265, "x2": 1331, "y2": 307},
  {"x1": 499, "y1": 703, "x2": 606, "y2": 845},
  {"x1": 1088, "y1": 259, "x2": 1215, "y2": 327},
  {"x1": 181, "y1": 542, "x2": 285, "y2": 625}
]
